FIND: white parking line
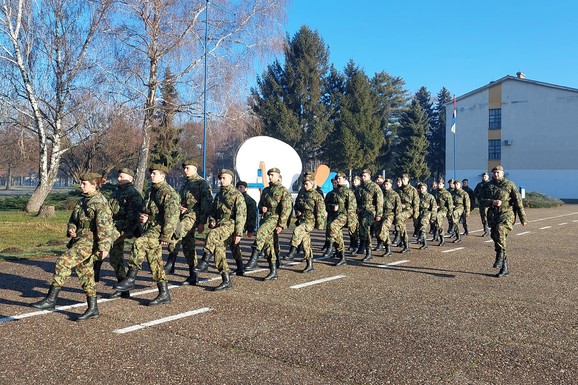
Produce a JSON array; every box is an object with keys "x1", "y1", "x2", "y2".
[
  {"x1": 290, "y1": 275, "x2": 346, "y2": 289},
  {"x1": 558, "y1": 222, "x2": 567, "y2": 226},
  {"x1": 484, "y1": 240, "x2": 493, "y2": 243},
  {"x1": 573, "y1": 219, "x2": 578, "y2": 223},
  {"x1": 441, "y1": 247, "x2": 465, "y2": 253},
  {"x1": 376, "y1": 260, "x2": 410, "y2": 268},
  {"x1": 526, "y1": 212, "x2": 578, "y2": 223},
  {"x1": 114, "y1": 307, "x2": 212, "y2": 334},
  {"x1": 516, "y1": 231, "x2": 531, "y2": 236},
  {"x1": 539, "y1": 226, "x2": 552, "y2": 230}
]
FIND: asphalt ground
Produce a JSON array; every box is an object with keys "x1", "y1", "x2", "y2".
[{"x1": 1, "y1": 205, "x2": 576, "y2": 385}]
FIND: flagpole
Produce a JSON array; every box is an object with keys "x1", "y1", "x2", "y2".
[{"x1": 452, "y1": 96, "x2": 457, "y2": 180}]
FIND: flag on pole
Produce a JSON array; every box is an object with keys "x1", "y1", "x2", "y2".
[{"x1": 450, "y1": 97, "x2": 456, "y2": 134}]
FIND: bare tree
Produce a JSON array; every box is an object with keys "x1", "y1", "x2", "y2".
[
  {"x1": 105, "y1": 0, "x2": 287, "y2": 190},
  {"x1": 0, "y1": 0, "x2": 113, "y2": 213}
]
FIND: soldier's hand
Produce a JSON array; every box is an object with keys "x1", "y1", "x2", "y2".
[
  {"x1": 180, "y1": 206, "x2": 188, "y2": 214},
  {"x1": 100, "y1": 250, "x2": 109, "y2": 260},
  {"x1": 68, "y1": 229, "x2": 77, "y2": 238},
  {"x1": 493, "y1": 200, "x2": 502, "y2": 207},
  {"x1": 375, "y1": 216, "x2": 382, "y2": 221},
  {"x1": 160, "y1": 240, "x2": 169, "y2": 246},
  {"x1": 275, "y1": 226, "x2": 283, "y2": 234},
  {"x1": 234, "y1": 236, "x2": 241, "y2": 245}
]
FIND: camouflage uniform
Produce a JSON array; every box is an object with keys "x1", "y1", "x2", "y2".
[
  {"x1": 129, "y1": 180, "x2": 180, "y2": 283},
  {"x1": 451, "y1": 188, "x2": 471, "y2": 237},
  {"x1": 324, "y1": 184, "x2": 356, "y2": 252},
  {"x1": 109, "y1": 182, "x2": 143, "y2": 280},
  {"x1": 417, "y1": 191, "x2": 437, "y2": 238},
  {"x1": 254, "y1": 181, "x2": 292, "y2": 264},
  {"x1": 230, "y1": 191, "x2": 257, "y2": 266},
  {"x1": 379, "y1": 188, "x2": 401, "y2": 246},
  {"x1": 290, "y1": 188, "x2": 326, "y2": 260},
  {"x1": 474, "y1": 179, "x2": 490, "y2": 232},
  {"x1": 357, "y1": 180, "x2": 384, "y2": 244},
  {"x1": 52, "y1": 190, "x2": 113, "y2": 296},
  {"x1": 435, "y1": 186, "x2": 454, "y2": 239},
  {"x1": 204, "y1": 184, "x2": 246, "y2": 273},
  {"x1": 396, "y1": 184, "x2": 420, "y2": 247},
  {"x1": 171, "y1": 174, "x2": 213, "y2": 268}
]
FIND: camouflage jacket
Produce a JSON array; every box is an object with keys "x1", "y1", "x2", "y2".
[
  {"x1": 418, "y1": 191, "x2": 438, "y2": 217},
  {"x1": 337, "y1": 185, "x2": 358, "y2": 225},
  {"x1": 141, "y1": 180, "x2": 180, "y2": 242},
  {"x1": 451, "y1": 188, "x2": 471, "y2": 216},
  {"x1": 209, "y1": 184, "x2": 247, "y2": 237},
  {"x1": 358, "y1": 180, "x2": 384, "y2": 217},
  {"x1": 383, "y1": 188, "x2": 402, "y2": 221},
  {"x1": 398, "y1": 184, "x2": 420, "y2": 219},
  {"x1": 68, "y1": 191, "x2": 114, "y2": 252},
  {"x1": 258, "y1": 181, "x2": 292, "y2": 229},
  {"x1": 242, "y1": 192, "x2": 258, "y2": 233},
  {"x1": 179, "y1": 174, "x2": 213, "y2": 224},
  {"x1": 474, "y1": 181, "x2": 489, "y2": 202},
  {"x1": 295, "y1": 188, "x2": 326, "y2": 230},
  {"x1": 480, "y1": 178, "x2": 527, "y2": 223},
  {"x1": 109, "y1": 182, "x2": 143, "y2": 237},
  {"x1": 436, "y1": 187, "x2": 454, "y2": 215}
]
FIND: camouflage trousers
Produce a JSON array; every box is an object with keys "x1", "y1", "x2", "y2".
[
  {"x1": 348, "y1": 215, "x2": 359, "y2": 239},
  {"x1": 378, "y1": 215, "x2": 395, "y2": 245},
  {"x1": 109, "y1": 234, "x2": 128, "y2": 281},
  {"x1": 254, "y1": 214, "x2": 279, "y2": 263},
  {"x1": 326, "y1": 214, "x2": 348, "y2": 251},
  {"x1": 395, "y1": 209, "x2": 414, "y2": 244},
  {"x1": 435, "y1": 210, "x2": 449, "y2": 236},
  {"x1": 51, "y1": 237, "x2": 97, "y2": 296},
  {"x1": 479, "y1": 206, "x2": 488, "y2": 228},
  {"x1": 204, "y1": 222, "x2": 234, "y2": 273},
  {"x1": 451, "y1": 207, "x2": 465, "y2": 232},
  {"x1": 489, "y1": 210, "x2": 515, "y2": 253},
  {"x1": 358, "y1": 210, "x2": 376, "y2": 242},
  {"x1": 129, "y1": 232, "x2": 168, "y2": 283},
  {"x1": 417, "y1": 212, "x2": 433, "y2": 234},
  {"x1": 169, "y1": 216, "x2": 199, "y2": 267},
  {"x1": 290, "y1": 222, "x2": 314, "y2": 260}
]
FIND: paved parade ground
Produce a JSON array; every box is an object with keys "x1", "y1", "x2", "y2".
[{"x1": 1, "y1": 205, "x2": 576, "y2": 384}]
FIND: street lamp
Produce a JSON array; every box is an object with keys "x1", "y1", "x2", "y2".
[{"x1": 202, "y1": 0, "x2": 209, "y2": 178}]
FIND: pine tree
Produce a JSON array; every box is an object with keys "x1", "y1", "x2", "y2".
[
  {"x1": 395, "y1": 97, "x2": 430, "y2": 181},
  {"x1": 428, "y1": 87, "x2": 452, "y2": 179}
]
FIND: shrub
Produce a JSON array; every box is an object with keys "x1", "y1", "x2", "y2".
[{"x1": 523, "y1": 192, "x2": 564, "y2": 208}]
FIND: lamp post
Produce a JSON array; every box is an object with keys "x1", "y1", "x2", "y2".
[{"x1": 202, "y1": 0, "x2": 209, "y2": 178}]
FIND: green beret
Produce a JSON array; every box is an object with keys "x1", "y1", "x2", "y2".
[
  {"x1": 336, "y1": 171, "x2": 347, "y2": 178},
  {"x1": 181, "y1": 159, "x2": 198, "y2": 168},
  {"x1": 149, "y1": 163, "x2": 170, "y2": 174},
  {"x1": 80, "y1": 172, "x2": 103, "y2": 181},
  {"x1": 267, "y1": 167, "x2": 281, "y2": 175},
  {"x1": 218, "y1": 168, "x2": 235, "y2": 178},
  {"x1": 117, "y1": 168, "x2": 134, "y2": 177},
  {"x1": 492, "y1": 165, "x2": 504, "y2": 172}
]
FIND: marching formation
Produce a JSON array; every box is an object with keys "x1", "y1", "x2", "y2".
[{"x1": 31, "y1": 162, "x2": 527, "y2": 321}]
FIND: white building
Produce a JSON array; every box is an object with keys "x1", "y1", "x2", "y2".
[{"x1": 445, "y1": 74, "x2": 578, "y2": 200}]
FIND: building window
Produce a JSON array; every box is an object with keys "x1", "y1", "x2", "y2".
[
  {"x1": 488, "y1": 139, "x2": 501, "y2": 160},
  {"x1": 489, "y1": 108, "x2": 501, "y2": 129}
]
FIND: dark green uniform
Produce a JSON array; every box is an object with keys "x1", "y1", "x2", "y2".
[
  {"x1": 379, "y1": 188, "x2": 401, "y2": 246},
  {"x1": 255, "y1": 181, "x2": 292, "y2": 264},
  {"x1": 475, "y1": 179, "x2": 490, "y2": 233},
  {"x1": 435, "y1": 186, "x2": 453, "y2": 240},
  {"x1": 451, "y1": 188, "x2": 470, "y2": 238},
  {"x1": 325, "y1": 184, "x2": 356, "y2": 252},
  {"x1": 417, "y1": 191, "x2": 437, "y2": 240},
  {"x1": 357, "y1": 180, "x2": 384, "y2": 244},
  {"x1": 396, "y1": 184, "x2": 420, "y2": 247},
  {"x1": 290, "y1": 188, "x2": 326, "y2": 260}
]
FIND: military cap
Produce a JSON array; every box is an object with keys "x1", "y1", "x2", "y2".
[
  {"x1": 236, "y1": 181, "x2": 248, "y2": 188},
  {"x1": 80, "y1": 172, "x2": 103, "y2": 181},
  {"x1": 492, "y1": 165, "x2": 504, "y2": 172},
  {"x1": 360, "y1": 168, "x2": 371, "y2": 176},
  {"x1": 353, "y1": 175, "x2": 361, "y2": 182},
  {"x1": 267, "y1": 167, "x2": 281, "y2": 175},
  {"x1": 375, "y1": 175, "x2": 384, "y2": 181},
  {"x1": 303, "y1": 174, "x2": 315, "y2": 183},
  {"x1": 384, "y1": 178, "x2": 393, "y2": 184},
  {"x1": 117, "y1": 168, "x2": 134, "y2": 177},
  {"x1": 416, "y1": 182, "x2": 424, "y2": 188},
  {"x1": 181, "y1": 159, "x2": 198, "y2": 168},
  {"x1": 149, "y1": 163, "x2": 170, "y2": 174},
  {"x1": 482, "y1": 172, "x2": 489, "y2": 177},
  {"x1": 401, "y1": 173, "x2": 410, "y2": 179},
  {"x1": 437, "y1": 177, "x2": 445, "y2": 184},
  {"x1": 336, "y1": 171, "x2": 347, "y2": 178},
  {"x1": 218, "y1": 168, "x2": 235, "y2": 178}
]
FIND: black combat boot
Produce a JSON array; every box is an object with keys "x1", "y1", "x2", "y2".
[
  {"x1": 182, "y1": 265, "x2": 199, "y2": 285},
  {"x1": 462, "y1": 222, "x2": 469, "y2": 236},
  {"x1": 193, "y1": 252, "x2": 210, "y2": 272},
  {"x1": 233, "y1": 255, "x2": 245, "y2": 276},
  {"x1": 349, "y1": 236, "x2": 358, "y2": 251},
  {"x1": 356, "y1": 240, "x2": 366, "y2": 255},
  {"x1": 383, "y1": 244, "x2": 392, "y2": 256},
  {"x1": 334, "y1": 250, "x2": 347, "y2": 266},
  {"x1": 400, "y1": 242, "x2": 410, "y2": 253},
  {"x1": 244, "y1": 248, "x2": 260, "y2": 271},
  {"x1": 321, "y1": 240, "x2": 330, "y2": 252},
  {"x1": 31, "y1": 285, "x2": 62, "y2": 310},
  {"x1": 452, "y1": 225, "x2": 462, "y2": 243},
  {"x1": 322, "y1": 244, "x2": 334, "y2": 258},
  {"x1": 114, "y1": 267, "x2": 138, "y2": 292},
  {"x1": 77, "y1": 296, "x2": 99, "y2": 321},
  {"x1": 362, "y1": 246, "x2": 373, "y2": 262},
  {"x1": 302, "y1": 258, "x2": 313, "y2": 273},
  {"x1": 392, "y1": 232, "x2": 401, "y2": 247},
  {"x1": 110, "y1": 277, "x2": 131, "y2": 298},
  {"x1": 284, "y1": 246, "x2": 297, "y2": 261},
  {"x1": 493, "y1": 250, "x2": 505, "y2": 269},
  {"x1": 482, "y1": 224, "x2": 489, "y2": 237},
  {"x1": 263, "y1": 261, "x2": 278, "y2": 281},
  {"x1": 214, "y1": 272, "x2": 232, "y2": 291},
  {"x1": 496, "y1": 258, "x2": 509, "y2": 278},
  {"x1": 437, "y1": 229, "x2": 445, "y2": 246},
  {"x1": 93, "y1": 259, "x2": 103, "y2": 282},
  {"x1": 149, "y1": 282, "x2": 171, "y2": 306},
  {"x1": 431, "y1": 224, "x2": 438, "y2": 242},
  {"x1": 419, "y1": 232, "x2": 428, "y2": 250},
  {"x1": 164, "y1": 252, "x2": 177, "y2": 274},
  {"x1": 372, "y1": 241, "x2": 384, "y2": 251}
]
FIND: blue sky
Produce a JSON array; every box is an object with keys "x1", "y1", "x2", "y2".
[{"x1": 286, "y1": 0, "x2": 578, "y2": 98}]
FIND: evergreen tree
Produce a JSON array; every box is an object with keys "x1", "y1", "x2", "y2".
[
  {"x1": 150, "y1": 67, "x2": 182, "y2": 169},
  {"x1": 428, "y1": 87, "x2": 452, "y2": 179},
  {"x1": 250, "y1": 26, "x2": 333, "y2": 169},
  {"x1": 395, "y1": 97, "x2": 430, "y2": 181}
]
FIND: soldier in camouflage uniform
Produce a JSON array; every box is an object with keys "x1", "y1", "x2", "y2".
[
  {"x1": 164, "y1": 160, "x2": 213, "y2": 286},
  {"x1": 416, "y1": 183, "x2": 437, "y2": 250},
  {"x1": 347, "y1": 175, "x2": 361, "y2": 251},
  {"x1": 480, "y1": 165, "x2": 527, "y2": 277},
  {"x1": 285, "y1": 174, "x2": 326, "y2": 272},
  {"x1": 32, "y1": 173, "x2": 113, "y2": 321},
  {"x1": 244, "y1": 167, "x2": 292, "y2": 281},
  {"x1": 378, "y1": 178, "x2": 401, "y2": 256},
  {"x1": 433, "y1": 178, "x2": 453, "y2": 246},
  {"x1": 228, "y1": 181, "x2": 257, "y2": 276},
  {"x1": 115, "y1": 164, "x2": 180, "y2": 306},
  {"x1": 108, "y1": 168, "x2": 143, "y2": 299},
  {"x1": 356, "y1": 169, "x2": 383, "y2": 261},
  {"x1": 474, "y1": 172, "x2": 491, "y2": 236},
  {"x1": 396, "y1": 173, "x2": 420, "y2": 253},
  {"x1": 450, "y1": 180, "x2": 470, "y2": 243},
  {"x1": 200, "y1": 169, "x2": 246, "y2": 290}
]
